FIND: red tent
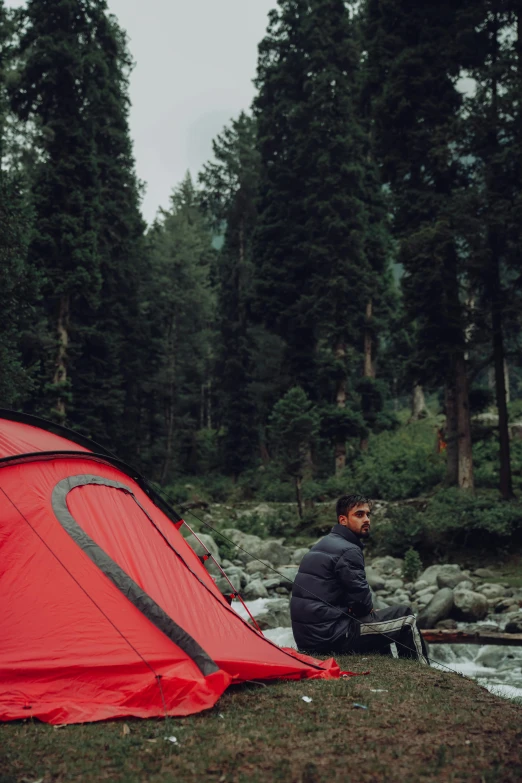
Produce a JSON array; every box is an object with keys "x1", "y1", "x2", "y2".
[{"x1": 0, "y1": 411, "x2": 342, "y2": 724}]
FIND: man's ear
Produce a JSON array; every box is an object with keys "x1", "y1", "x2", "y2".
[{"x1": 338, "y1": 515, "x2": 348, "y2": 526}]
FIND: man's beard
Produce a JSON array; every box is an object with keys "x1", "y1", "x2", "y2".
[{"x1": 360, "y1": 529, "x2": 370, "y2": 539}]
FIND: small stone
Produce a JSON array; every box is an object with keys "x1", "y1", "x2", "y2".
[
  {"x1": 386, "y1": 578, "x2": 404, "y2": 591},
  {"x1": 242, "y1": 579, "x2": 269, "y2": 600},
  {"x1": 435, "y1": 619, "x2": 458, "y2": 630}
]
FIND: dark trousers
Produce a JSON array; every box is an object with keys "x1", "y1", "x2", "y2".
[{"x1": 342, "y1": 605, "x2": 429, "y2": 664}]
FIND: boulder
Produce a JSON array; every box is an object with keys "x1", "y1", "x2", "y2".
[
  {"x1": 252, "y1": 598, "x2": 291, "y2": 630},
  {"x1": 505, "y1": 618, "x2": 522, "y2": 634},
  {"x1": 292, "y1": 547, "x2": 310, "y2": 564},
  {"x1": 252, "y1": 503, "x2": 273, "y2": 517},
  {"x1": 451, "y1": 589, "x2": 489, "y2": 622},
  {"x1": 436, "y1": 571, "x2": 470, "y2": 590},
  {"x1": 477, "y1": 583, "x2": 506, "y2": 600},
  {"x1": 473, "y1": 568, "x2": 497, "y2": 579},
  {"x1": 221, "y1": 565, "x2": 248, "y2": 590},
  {"x1": 385, "y1": 578, "x2": 404, "y2": 591},
  {"x1": 245, "y1": 559, "x2": 274, "y2": 575},
  {"x1": 416, "y1": 586, "x2": 437, "y2": 599},
  {"x1": 243, "y1": 579, "x2": 269, "y2": 600},
  {"x1": 417, "y1": 588, "x2": 455, "y2": 629},
  {"x1": 370, "y1": 556, "x2": 404, "y2": 575},
  {"x1": 262, "y1": 567, "x2": 299, "y2": 593},
  {"x1": 366, "y1": 567, "x2": 387, "y2": 592},
  {"x1": 414, "y1": 580, "x2": 429, "y2": 591},
  {"x1": 221, "y1": 529, "x2": 292, "y2": 567},
  {"x1": 419, "y1": 564, "x2": 462, "y2": 587},
  {"x1": 495, "y1": 598, "x2": 520, "y2": 614},
  {"x1": 184, "y1": 531, "x2": 221, "y2": 562}
]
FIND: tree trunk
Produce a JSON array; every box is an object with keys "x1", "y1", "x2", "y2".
[
  {"x1": 161, "y1": 316, "x2": 176, "y2": 484},
  {"x1": 363, "y1": 300, "x2": 375, "y2": 379},
  {"x1": 295, "y1": 474, "x2": 303, "y2": 520},
  {"x1": 491, "y1": 275, "x2": 513, "y2": 498},
  {"x1": 444, "y1": 379, "x2": 458, "y2": 487},
  {"x1": 487, "y1": 12, "x2": 513, "y2": 499},
  {"x1": 334, "y1": 340, "x2": 347, "y2": 473},
  {"x1": 53, "y1": 294, "x2": 70, "y2": 419},
  {"x1": 455, "y1": 353, "x2": 474, "y2": 491},
  {"x1": 410, "y1": 384, "x2": 428, "y2": 421}
]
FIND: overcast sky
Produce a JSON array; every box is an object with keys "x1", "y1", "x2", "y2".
[{"x1": 6, "y1": 0, "x2": 276, "y2": 223}]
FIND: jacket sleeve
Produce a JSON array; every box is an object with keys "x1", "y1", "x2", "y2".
[{"x1": 335, "y1": 548, "x2": 373, "y2": 617}]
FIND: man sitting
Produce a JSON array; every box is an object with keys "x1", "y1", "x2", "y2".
[{"x1": 290, "y1": 494, "x2": 428, "y2": 664}]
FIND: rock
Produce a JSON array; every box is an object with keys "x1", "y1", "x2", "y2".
[
  {"x1": 473, "y1": 568, "x2": 497, "y2": 579},
  {"x1": 263, "y1": 577, "x2": 283, "y2": 592},
  {"x1": 242, "y1": 579, "x2": 269, "y2": 600},
  {"x1": 221, "y1": 529, "x2": 292, "y2": 567},
  {"x1": 436, "y1": 571, "x2": 470, "y2": 590},
  {"x1": 414, "y1": 580, "x2": 429, "y2": 591},
  {"x1": 417, "y1": 588, "x2": 455, "y2": 629},
  {"x1": 185, "y1": 531, "x2": 221, "y2": 562},
  {"x1": 495, "y1": 598, "x2": 520, "y2": 614},
  {"x1": 451, "y1": 589, "x2": 489, "y2": 622},
  {"x1": 252, "y1": 598, "x2": 291, "y2": 630},
  {"x1": 292, "y1": 547, "x2": 310, "y2": 564},
  {"x1": 477, "y1": 583, "x2": 506, "y2": 599},
  {"x1": 419, "y1": 564, "x2": 461, "y2": 587},
  {"x1": 385, "y1": 578, "x2": 404, "y2": 591},
  {"x1": 372, "y1": 595, "x2": 390, "y2": 611},
  {"x1": 222, "y1": 565, "x2": 248, "y2": 590},
  {"x1": 505, "y1": 618, "x2": 522, "y2": 634},
  {"x1": 370, "y1": 556, "x2": 404, "y2": 575},
  {"x1": 245, "y1": 559, "x2": 274, "y2": 575},
  {"x1": 416, "y1": 586, "x2": 437, "y2": 598},
  {"x1": 252, "y1": 503, "x2": 273, "y2": 517},
  {"x1": 262, "y1": 567, "x2": 298, "y2": 593},
  {"x1": 366, "y1": 567, "x2": 387, "y2": 591},
  {"x1": 435, "y1": 619, "x2": 458, "y2": 630}
]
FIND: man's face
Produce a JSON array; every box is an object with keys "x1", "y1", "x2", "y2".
[{"x1": 339, "y1": 503, "x2": 371, "y2": 539}]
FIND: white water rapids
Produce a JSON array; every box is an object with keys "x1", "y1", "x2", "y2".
[{"x1": 232, "y1": 599, "x2": 522, "y2": 702}]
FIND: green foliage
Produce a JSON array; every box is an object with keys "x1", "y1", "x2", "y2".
[
  {"x1": 350, "y1": 421, "x2": 445, "y2": 500},
  {"x1": 269, "y1": 387, "x2": 319, "y2": 477},
  {"x1": 402, "y1": 547, "x2": 423, "y2": 582},
  {"x1": 373, "y1": 490, "x2": 522, "y2": 559}
]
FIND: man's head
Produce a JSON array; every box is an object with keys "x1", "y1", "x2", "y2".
[{"x1": 336, "y1": 494, "x2": 372, "y2": 539}]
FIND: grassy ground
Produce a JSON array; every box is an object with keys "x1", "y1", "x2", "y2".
[{"x1": 2, "y1": 655, "x2": 521, "y2": 783}]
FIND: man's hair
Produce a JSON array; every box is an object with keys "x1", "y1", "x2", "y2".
[{"x1": 336, "y1": 494, "x2": 372, "y2": 520}]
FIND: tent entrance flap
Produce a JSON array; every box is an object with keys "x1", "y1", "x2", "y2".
[{"x1": 51, "y1": 474, "x2": 218, "y2": 677}]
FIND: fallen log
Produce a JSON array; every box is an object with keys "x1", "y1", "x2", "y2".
[{"x1": 421, "y1": 629, "x2": 522, "y2": 646}]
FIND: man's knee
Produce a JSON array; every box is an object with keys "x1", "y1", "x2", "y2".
[{"x1": 388, "y1": 603, "x2": 414, "y2": 620}]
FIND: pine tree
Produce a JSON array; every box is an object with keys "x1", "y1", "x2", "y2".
[
  {"x1": 253, "y1": 0, "x2": 375, "y2": 472},
  {"x1": 268, "y1": 387, "x2": 319, "y2": 518},
  {"x1": 12, "y1": 0, "x2": 103, "y2": 422},
  {"x1": 363, "y1": 0, "x2": 475, "y2": 490},
  {"x1": 459, "y1": 0, "x2": 521, "y2": 498},
  {"x1": 71, "y1": 11, "x2": 147, "y2": 459},
  {"x1": 0, "y1": 0, "x2": 38, "y2": 408},
  {"x1": 144, "y1": 174, "x2": 215, "y2": 483},
  {"x1": 199, "y1": 113, "x2": 260, "y2": 477}
]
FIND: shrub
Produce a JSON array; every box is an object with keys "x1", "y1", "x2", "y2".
[
  {"x1": 351, "y1": 421, "x2": 445, "y2": 500},
  {"x1": 403, "y1": 547, "x2": 423, "y2": 582}
]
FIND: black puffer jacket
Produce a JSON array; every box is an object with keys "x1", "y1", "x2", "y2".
[{"x1": 290, "y1": 524, "x2": 373, "y2": 653}]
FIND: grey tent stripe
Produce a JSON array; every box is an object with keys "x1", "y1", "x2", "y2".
[{"x1": 51, "y1": 474, "x2": 218, "y2": 677}]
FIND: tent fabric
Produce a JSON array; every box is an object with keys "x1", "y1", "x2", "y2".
[{"x1": 0, "y1": 413, "x2": 344, "y2": 725}]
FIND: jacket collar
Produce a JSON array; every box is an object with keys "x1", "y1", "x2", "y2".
[{"x1": 331, "y1": 523, "x2": 364, "y2": 550}]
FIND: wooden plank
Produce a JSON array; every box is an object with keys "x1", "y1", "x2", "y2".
[{"x1": 421, "y1": 629, "x2": 522, "y2": 646}]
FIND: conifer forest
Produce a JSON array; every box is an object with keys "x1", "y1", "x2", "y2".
[{"x1": 2, "y1": 0, "x2": 522, "y2": 549}]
